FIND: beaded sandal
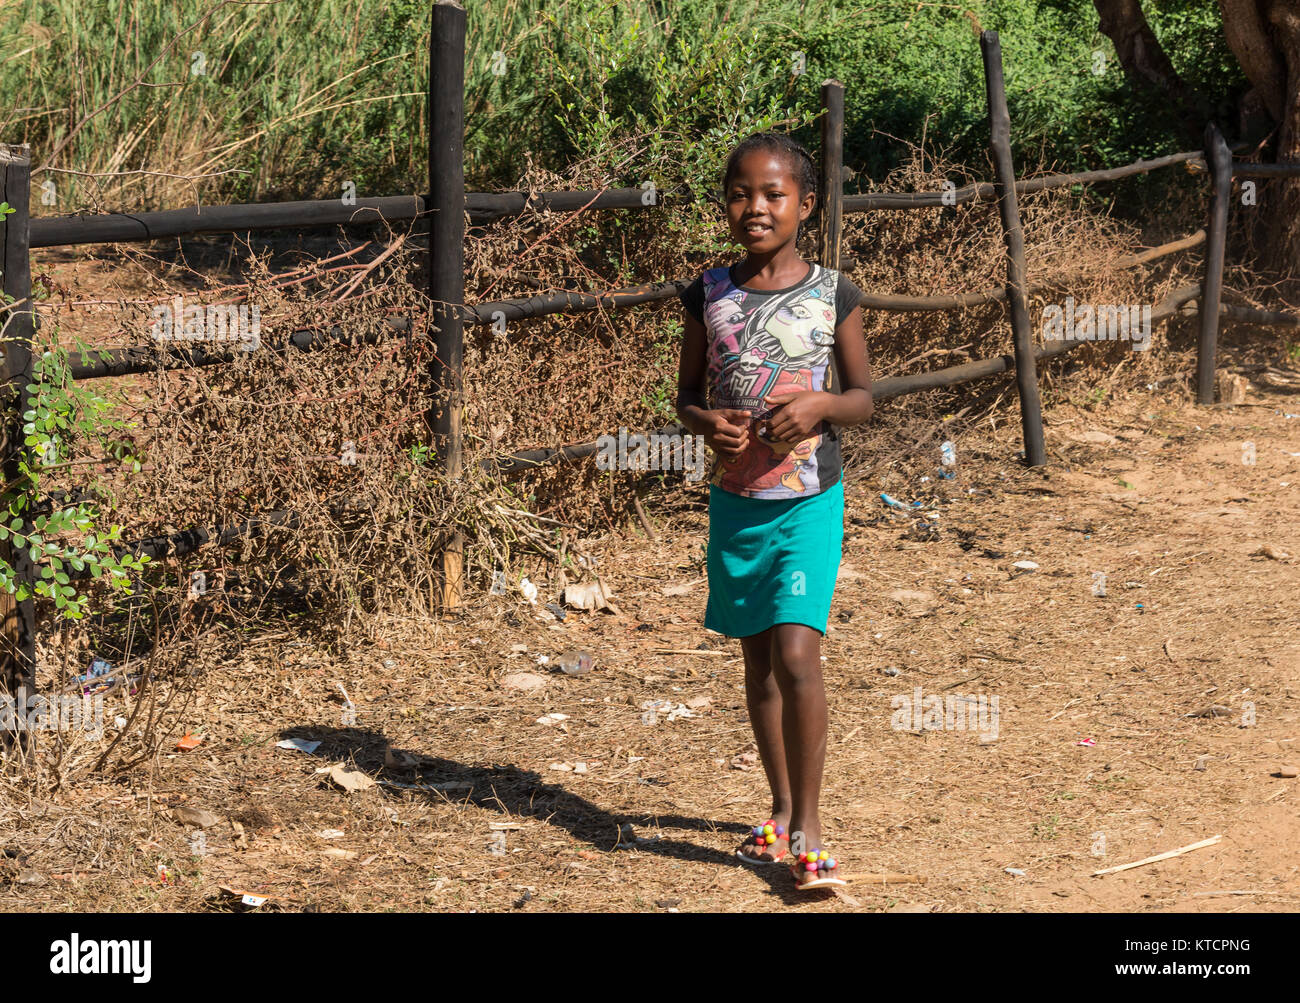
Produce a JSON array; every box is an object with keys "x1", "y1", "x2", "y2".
[
  {"x1": 792, "y1": 848, "x2": 846, "y2": 890},
  {"x1": 735, "y1": 819, "x2": 789, "y2": 866}
]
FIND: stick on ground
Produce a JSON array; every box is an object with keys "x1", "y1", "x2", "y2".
[{"x1": 1091, "y1": 835, "x2": 1222, "y2": 877}]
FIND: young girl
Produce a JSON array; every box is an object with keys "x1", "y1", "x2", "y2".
[{"x1": 676, "y1": 133, "x2": 873, "y2": 891}]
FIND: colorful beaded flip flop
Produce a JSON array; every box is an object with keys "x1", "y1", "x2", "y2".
[
  {"x1": 735, "y1": 819, "x2": 789, "y2": 866},
  {"x1": 792, "y1": 848, "x2": 846, "y2": 890}
]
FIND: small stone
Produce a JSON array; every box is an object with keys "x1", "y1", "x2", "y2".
[
  {"x1": 172, "y1": 806, "x2": 220, "y2": 828},
  {"x1": 1276, "y1": 765, "x2": 1299, "y2": 779},
  {"x1": 573, "y1": 762, "x2": 588, "y2": 774},
  {"x1": 1004, "y1": 867, "x2": 1026, "y2": 877},
  {"x1": 501, "y1": 672, "x2": 548, "y2": 693},
  {"x1": 1011, "y1": 561, "x2": 1039, "y2": 572},
  {"x1": 1185, "y1": 705, "x2": 1231, "y2": 719},
  {"x1": 534, "y1": 713, "x2": 568, "y2": 726},
  {"x1": 328, "y1": 765, "x2": 376, "y2": 793}
]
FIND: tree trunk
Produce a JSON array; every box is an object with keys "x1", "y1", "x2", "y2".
[
  {"x1": 1093, "y1": 0, "x2": 1204, "y2": 133},
  {"x1": 1221, "y1": 0, "x2": 1300, "y2": 276}
]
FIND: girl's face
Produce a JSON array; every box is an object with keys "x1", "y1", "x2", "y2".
[{"x1": 725, "y1": 151, "x2": 815, "y2": 253}]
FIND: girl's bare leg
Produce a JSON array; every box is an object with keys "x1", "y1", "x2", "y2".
[
  {"x1": 769, "y1": 623, "x2": 828, "y2": 867},
  {"x1": 736, "y1": 627, "x2": 793, "y2": 859}
]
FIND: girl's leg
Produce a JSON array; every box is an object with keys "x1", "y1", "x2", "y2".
[
  {"x1": 769, "y1": 623, "x2": 828, "y2": 862},
  {"x1": 736, "y1": 627, "x2": 792, "y2": 859}
]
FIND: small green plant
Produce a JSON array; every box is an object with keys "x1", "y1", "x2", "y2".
[
  {"x1": 407, "y1": 440, "x2": 432, "y2": 466},
  {"x1": 1286, "y1": 341, "x2": 1300, "y2": 364},
  {"x1": 0, "y1": 338, "x2": 150, "y2": 617}
]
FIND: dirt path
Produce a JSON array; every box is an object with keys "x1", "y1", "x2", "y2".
[{"x1": 3, "y1": 379, "x2": 1298, "y2": 913}]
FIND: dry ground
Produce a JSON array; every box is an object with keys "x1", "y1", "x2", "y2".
[{"x1": 3, "y1": 366, "x2": 1298, "y2": 913}]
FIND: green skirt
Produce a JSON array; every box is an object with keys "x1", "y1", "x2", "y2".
[{"x1": 704, "y1": 479, "x2": 844, "y2": 638}]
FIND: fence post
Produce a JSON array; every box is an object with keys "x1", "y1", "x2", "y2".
[
  {"x1": 818, "y1": 79, "x2": 845, "y2": 270},
  {"x1": 980, "y1": 31, "x2": 1045, "y2": 468},
  {"x1": 0, "y1": 144, "x2": 37, "y2": 751},
  {"x1": 428, "y1": 1, "x2": 466, "y2": 610},
  {"x1": 1196, "y1": 122, "x2": 1232, "y2": 405}
]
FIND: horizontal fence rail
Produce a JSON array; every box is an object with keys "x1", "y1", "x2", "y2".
[
  {"x1": 29, "y1": 187, "x2": 660, "y2": 248},
  {"x1": 842, "y1": 150, "x2": 1206, "y2": 212},
  {"x1": 68, "y1": 317, "x2": 413, "y2": 380}
]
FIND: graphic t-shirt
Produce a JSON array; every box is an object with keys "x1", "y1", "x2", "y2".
[{"x1": 679, "y1": 262, "x2": 865, "y2": 499}]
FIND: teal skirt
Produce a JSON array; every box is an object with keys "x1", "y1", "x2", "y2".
[{"x1": 704, "y1": 479, "x2": 844, "y2": 638}]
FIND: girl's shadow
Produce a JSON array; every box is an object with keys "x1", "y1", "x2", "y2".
[{"x1": 281, "y1": 724, "x2": 810, "y2": 898}]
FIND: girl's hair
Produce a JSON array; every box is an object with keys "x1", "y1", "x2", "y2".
[{"x1": 722, "y1": 133, "x2": 818, "y2": 201}]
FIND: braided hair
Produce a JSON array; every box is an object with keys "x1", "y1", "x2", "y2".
[{"x1": 722, "y1": 133, "x2": 818, "y2": 239}]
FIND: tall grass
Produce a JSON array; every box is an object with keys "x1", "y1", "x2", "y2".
[{"x1": 0, "y1": 0, "x2": 1242, "y2": 214}]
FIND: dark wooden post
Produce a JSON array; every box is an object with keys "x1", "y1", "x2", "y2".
[
  {"x1": 818, "y1": 79, "x2": 845, "y2": 270},
  {"x1": 1197, "y1": 122, "x2": 1232, "y2": 405},
  {"x1": 980, "y1": 31, "x2": 1045, "y2": 468},
  {"x1": 428, "y1": 0, "x2": 466, "y2": 609},
  {"x1": 0, "y1": 145, "x2": 37, "y2": 750}
]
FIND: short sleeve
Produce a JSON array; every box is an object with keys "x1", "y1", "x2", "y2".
[
  {"x1": 679, "y1": 276, "x2": 705, "y2": 325},
  {"x1": 835, "y1": 272, "x2": 864, "y2": 327}
]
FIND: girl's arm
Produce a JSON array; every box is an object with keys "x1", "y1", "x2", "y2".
[
  {"x1": 676, "y1": 309, "x2": 750, "y2": 457},
  {"x1": 824, "y1": 304, "x2": 873, "y2": 426}
]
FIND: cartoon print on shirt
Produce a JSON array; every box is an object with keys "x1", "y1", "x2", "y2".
[
  {"x1": 763, "y1": 294, "x2": 836, "y2": 359},
  {"x1": 697, "y1": 264, "x2": 847, "y2": 499}
]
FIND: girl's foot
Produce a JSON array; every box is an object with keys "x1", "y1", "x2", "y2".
[
  {"x1": 791, "y1": 847, "x2": 846, "y2": 889},
  {"x1": 735, "y1": 816, "x2": 791, "y2": 865},
  {"x1": 788, "y1": 824, "x2": 846, "y2": 889}
]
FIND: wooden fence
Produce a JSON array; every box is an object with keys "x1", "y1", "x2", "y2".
[{"x1": 3, "y1": 0, "x2": 1299, "y2": 722}]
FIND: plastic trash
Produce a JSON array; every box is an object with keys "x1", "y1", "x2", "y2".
[
  {"x1": 1004, "y1": 867, "x2": 1026, "y2": 877},
  {"x1": 557, "y1": 649, "x2": 593, "y2": 675},
  {"x1": 277, "y1": 737, "x2": 322, "y2": 754},
  {"x1": 881, "y1": 493, "x2": 923, "y2": 510},
  {"x1": 73, "y1": 658, "x2": 113, "y2": 690},
  {"x1": 940, "y1": 441, "x2": 957, "y2": 466}
]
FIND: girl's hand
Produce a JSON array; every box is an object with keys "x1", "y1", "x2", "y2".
[
  {"x1": 704, "y1": 408, "x2": 753, "y2": 458},
  {"x1": 762, "y1": 391, "x2": 829, "y2": 443}
]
